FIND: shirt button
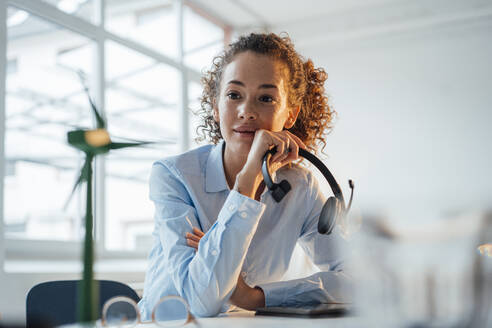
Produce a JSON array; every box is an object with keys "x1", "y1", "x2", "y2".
[
  {"x1": 228, "y1": 204, "x2": 235, "y2": 211},
  {"x1": 241, "y1": 271, "x2": 247, "y2": 278},
  {"x1": 240, "y1": 212, "x2": 248, "y2": 219},
  {"x1": 211, "y1": 250, "x2": 218, "y2": 256}
]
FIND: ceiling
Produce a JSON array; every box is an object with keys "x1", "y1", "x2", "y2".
[
  {"x1": 188, "y1": 0, "x2": 492, "y2": 48},
  {"x1": 9, "y1": 0, "x2": 492, "y2": 48},
  {"x1": 189, "y1": 0, "x2": 409, "y2": 27}
]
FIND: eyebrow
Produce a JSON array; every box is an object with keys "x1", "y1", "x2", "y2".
[{"x1": 227, "y1": 80, "x2": 278, "y2": 90}]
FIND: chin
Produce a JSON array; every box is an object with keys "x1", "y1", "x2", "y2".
[
  {"x1": 236, "y1": 140, "x2": 253, "y2": 151},
  {"x1": 226, "y1": 137, "x2": 253, "y2": 153}
]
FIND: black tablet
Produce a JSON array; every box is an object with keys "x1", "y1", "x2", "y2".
[{"x1": 255, "y1": 303, "x2": 351, "y2": 318}]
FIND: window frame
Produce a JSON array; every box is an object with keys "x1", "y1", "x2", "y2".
[{"x1": 1, "y1": 0, "x2": 226, "y2": 262}]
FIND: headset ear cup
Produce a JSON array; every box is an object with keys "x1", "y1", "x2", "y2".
[{"x1": 318, "y1": 197, "x2": 338, "y2": 234}]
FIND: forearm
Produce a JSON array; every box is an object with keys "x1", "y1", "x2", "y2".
[
  {"x1": 257, "y1": 271, "x2": 353, "y2": 307},
  {"x1": 234, "y1": 163, "x2": 263, "y2": 199},
  {"x1": 176, "y1": 233, "x2": 253, "y2": 315},
  {"x1": 166, "y1": 191, "x2": 266, "y2": 316}
]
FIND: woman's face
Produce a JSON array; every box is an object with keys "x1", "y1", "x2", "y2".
[{"x1": 213, "y1": 51, "x2": 297, "y2": 155}]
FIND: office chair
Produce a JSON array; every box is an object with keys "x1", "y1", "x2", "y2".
[{"x1": 26, "y1": 280, "x2": 140, "y2": 328}]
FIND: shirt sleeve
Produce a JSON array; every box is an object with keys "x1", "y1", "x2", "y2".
[
  {"x1": 147, "y1": 161, "x2": 266, "y2": 317},
  {"x1": 256, "y1": 172, "x2": 353, "y2": 307}
]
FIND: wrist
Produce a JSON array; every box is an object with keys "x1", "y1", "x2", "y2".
[
  {"x1": 234, "y1": 169, "x2": 262, "y2": 199},
  {"x1": 253, "y1": 286, "x2": 265, "y2": 308},
  {"x1": 231, "y1": 286, "x2": 265, "y2": 310}
]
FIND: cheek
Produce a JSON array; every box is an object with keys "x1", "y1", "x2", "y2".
[
  {"x1": 215, "y1": 108, "x2": 231, "y2": 134},
  {"x1": 268, "y1": 112, "x2": 289, "y2": 132},
  {"x1": 215, "y1": 98, "x2": 228, "y2": 122},
  {"x1": 218, "y1": 102, "x2": 234, "y2": 122}
]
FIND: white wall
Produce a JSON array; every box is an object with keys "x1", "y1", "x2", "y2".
[{"x1": 297, "y1": 22, "x2": 492, "y2": 220}]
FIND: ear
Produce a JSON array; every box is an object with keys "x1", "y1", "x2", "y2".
[{"x1": 284, "y1": 105, "x2": 301, "y2": 129}]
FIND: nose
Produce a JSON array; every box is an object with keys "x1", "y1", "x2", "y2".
[{"x1": 237, "y1": 99, "x2": 258, "y2": 120}]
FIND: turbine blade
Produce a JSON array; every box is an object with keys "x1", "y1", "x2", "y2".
[
  {"x1": 110, "y1": 135, "x2": 176, "y2": 146},
  {"x1": 63, "y1": 172, "x2": 83, "y2": 211},
  {"x1": 109, "y1": 141, "x2": 152, "y2": 150},
  {"x1": 63, "y1": 157, "x2": 91, "y2": 210},
  {"x1": 76, "y1": 70, "x2": 106, "y2": 129}
]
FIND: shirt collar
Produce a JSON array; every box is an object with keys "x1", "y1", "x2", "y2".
[{"x1": 205, "y1": 139, "x2": 229, "y2": 192}]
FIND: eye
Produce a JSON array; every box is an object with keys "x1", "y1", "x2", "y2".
[
  {"x1": 226, "y1": 92, "x2": 241, "y2": 100},
  {"x1": 259, "y1": 95, "x2": 275, "y2": 103}
]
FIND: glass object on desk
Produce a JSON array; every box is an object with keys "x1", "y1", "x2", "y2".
[
  {"x1": 337, "y1": 205, "x2": 363, "y2": 241},
  {"x1": 102, "y1": 296, "x2": 195, "y2": 327}
]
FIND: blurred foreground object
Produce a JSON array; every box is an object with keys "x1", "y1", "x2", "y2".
[
  {"x1": 349, "y1": 210, "x2": 492, "y2": 327},
  {"x1": 477, "y1": 243, "x2": 491, "y2": 257}
]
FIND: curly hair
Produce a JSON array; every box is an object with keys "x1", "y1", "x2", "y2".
[{"x1": 195, "y1": 32, "x2": 335, "y2": 153}]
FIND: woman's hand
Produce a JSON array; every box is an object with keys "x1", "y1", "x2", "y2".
[
  {"x1": 185, "y1": 227, "x2": 204, "y2": 250},
  {"x1": 235, "y1": 130, "x2": 307, "y2": 199},
  {"x1": 185, "y1": 227, "x2": 265, "y2": 310},
  {"x1": 247, "y1": 129, "x2": 306, "y2": 173},
  {"x1": 229, "y1": 275, "x2": 265, "y2": 310}
]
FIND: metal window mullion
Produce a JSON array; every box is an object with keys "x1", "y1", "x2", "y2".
[
  {"x1": 7, "y1": 0, "x2": 201, "y2": 84},
  {"x1": 96, "y1": 0, "x2": 105, "y2": 28},
  {"x1": 175, "y1": 0, "x2": 189, "y2": 152},
  {"x1": 94, "y1": 0, "x2": 106, "y2": 254},
  {"x1": 6, "y1": 239, "x2": 81, "y2": 259},
  {"x1": 4, "y1": 239, "x2": 148, "y2": 260},
  {"x1": 8, "y1": 0, "x2": 101, "y2": 40},
  {"x1": 0, "y1": 0, "x2": 7, "y2": 270}
]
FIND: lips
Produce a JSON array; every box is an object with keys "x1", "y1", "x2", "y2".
[
  {"x1": 233, "y1": 126, "x2": 257, "y2": 139},
  {"x1": 233, "y1": 126, "x2": 258, "y2": 133}
]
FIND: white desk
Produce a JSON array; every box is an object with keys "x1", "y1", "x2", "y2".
[
  {"x1": 63, "y1": 310, "x2": 360, "y2": 328},
  {"x1": 191, "y1": 310, "x2": 360, "y2": 328}
]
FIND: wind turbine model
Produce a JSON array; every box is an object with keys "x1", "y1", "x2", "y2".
[{"x1": 67, "y1": 71, "x2": 150, "y2": 322}]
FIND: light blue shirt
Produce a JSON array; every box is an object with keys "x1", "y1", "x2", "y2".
[{"x1": 138, "y1": 140, "x2": 352, "y2": 318}]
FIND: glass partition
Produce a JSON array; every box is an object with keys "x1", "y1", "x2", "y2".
[
  {"x1": 104, "y1": 40, "x2": 180, "y2": 250},
  {"x1": 5, "y1": 7, "x2": 94, "y2": 241}
]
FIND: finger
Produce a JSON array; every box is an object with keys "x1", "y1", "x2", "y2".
[
  {"x1": 270, "y1": 161, "x2": 284, "y2": 173},
  {"x1": 186, "y1": 232, "x2": 201, "y2": 242},
  {"x1": 192, "y1": 227, "x2": 205, "y2": 237},
  {"x1": 270, "y1": 135, "x2": 286, "y2": 163},
  {"x1": 279, "y1": 132, "x2": 304, "y2": 165},
  {"x1": 285, "y1": 130, "x2": 307, "y2": 150},
  {"x1": 275, "y1": 135, "x2": 292, "y2": 163},
  {"x1": 186, "y1": 238, "x2": 199, "y2": 250},
  {"x1": 273, "y1": 139, "x2": 289, "y2": 163},
  {"x1": 282, "y1": 136, "x2": 299, "y2": 165}
]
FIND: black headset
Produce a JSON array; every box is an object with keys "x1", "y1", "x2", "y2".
[{"x1": 262, "y1": 147, "x2": 354, "y2": 235}]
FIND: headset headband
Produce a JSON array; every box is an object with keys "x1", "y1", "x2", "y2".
[{"x1": 262, "y1": 147, "x2": 350, "y2": 211}]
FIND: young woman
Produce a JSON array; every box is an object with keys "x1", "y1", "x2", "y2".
[{"x1": 138, "y1": 33, "x2": 352, "y2": 318}]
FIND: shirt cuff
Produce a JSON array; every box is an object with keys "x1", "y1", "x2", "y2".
[
  {"x1": 217, "y1": 190, "x2": 266, "y2": 228},
  {"x1": 255, "y1": 280, "x2": 287, "y2": 307}
]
